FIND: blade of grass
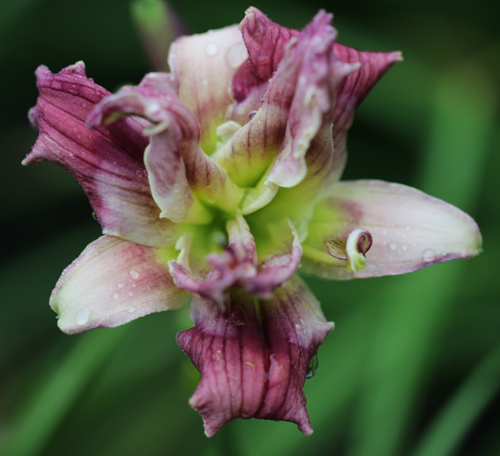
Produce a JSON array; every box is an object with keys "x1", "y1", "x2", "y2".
[
  {"x1": 3, "y1": 327, "x2": 128, "y2": 456},
  {"x1": 412, "y1": 340, "x2": 500, "y2": 456}
]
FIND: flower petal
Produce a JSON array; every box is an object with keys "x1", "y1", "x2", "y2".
[
  {"x1": 226, "y1": 8, "x2": 401, "y2": 192},
  {"x1": 88, "y1": 72, "x2": 242, "y2": 222},
  {"x1": 302, "y1": 180, "x2": 482, "y2": 279},
  {"x1": 265, "y1": 28, "x2": 358, "y2": 188},
  {"x1": 23, "y1": 62, "x2": 176, "y2": 247},
  {"x1": 51, "y1": 235, "x2": 186, "y2": 334},
  {"x1": 169, "y1": 217, "x2": 302, "y2": 304},
  {"x1": 215, "y1": 12, "x2": 338, "y2": 188},
  {"x1": 177, "y1": 276, "x2": 333, "y2": 436},
  {"x1": 168, "y1": 25, "x2": 245, "y2": 152}
]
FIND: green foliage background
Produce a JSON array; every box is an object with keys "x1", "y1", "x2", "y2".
[{"x1": 1, "y1": 0, "x2": 499, "y2": 455}]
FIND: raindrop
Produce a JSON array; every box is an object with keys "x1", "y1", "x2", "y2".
[
  {"x1": 422, "y1": 249, "x2": 436, "y2": 263},
  {"x1": 248, "y1": 110, "x2": 257, "y2": 120},
  {"x1": 173, "y1": 184, "x2": 181, "y2": 193},
  {"x1": 402, "y1": 244, "x2": 408, "y2": 251},
  {"x1": 75, "y1": 308, "x2": 90, "y2": 325},
  {"x1": 135, "y1": 170, "x2": 142, "y2": 177},
  {"x1": 225, "y1": 42, "x2": 248, "y2": 68},
  {"x1": 129, "y1": 269, "x2": 139, "y2": 280},
  {"x1": 390, "y1": 241, "x2": 398, "y2": 250},
  {"x1": 205, "y1": 42, "x2": 218, "y2": 56},
  {"x1": 112, "y1": 293, "x2": 119, "y2": 299},
  {"x1": 306, "y1": 354, "x2": 319, "y2": 379}
]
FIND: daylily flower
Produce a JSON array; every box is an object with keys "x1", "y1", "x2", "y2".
[{"x1": 24, "y1": 7, "x2": 481, "y2": 437}]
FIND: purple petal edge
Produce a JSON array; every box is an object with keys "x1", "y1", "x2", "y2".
[{"x1": 178, "y1": 276, "x2": 333, "y2": 436}]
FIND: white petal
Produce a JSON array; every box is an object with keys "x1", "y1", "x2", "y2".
[{"x1": 51, "y1": 235, "x2": 186, "y2": 334}]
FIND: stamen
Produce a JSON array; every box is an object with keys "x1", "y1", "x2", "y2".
[{"x1": 324, "y1": 228, "x2": 373, "y2": 272}]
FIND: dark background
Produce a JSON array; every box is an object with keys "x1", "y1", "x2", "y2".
[{"x1": 1, "y1": 0, "x2": 499, "y2": 455}]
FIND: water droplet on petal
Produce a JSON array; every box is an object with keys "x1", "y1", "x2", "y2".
[
  {"x1": 129, "y1": 270, "x2": 139, "y2": 280},
  {"x1": 118, "y1": 283, "x2": 123, "y2": 288},
  {"x1": 306, "y1": 354, "x2": 319, "y2": 379},
  {"x1": 422, "y1": 249, "x2": 436, "y2": 262},
  {"x1": 390, "y1": 241, "x2": 398, "y2": 250},
  {"x1": 248, "y1": 110, "x2": 257, "y2": 120},
  {"x1": 402, "y1": 244, "x2": 408, "y2": 251},
  {"x1": 205, "y1": 42, "x2": 218, "y2": 56},
  {"x1": 112, "y1": 292, "x2": 119, "y2": 299},
  {"x1": 127, "y1": 306, "x2": 136, "y2": 313},
  {"x1": 225, "y1": 42, "x2": 248, "y2": 68},
  {"x1": 135, "y1": 170, "x2": 142, "y2": 177},
  {"x1": 382, "y1": 229, "x2": 388, "y2": 235},
  {"x1": 75, "y1": 308, "x2": 90, "y2": 325},
  {"x1": 173, "y1": 184, "x2": 181, "y2": 193},
  {"x1": 405, "y1": 226, "x2": 411, "y2": 232}
]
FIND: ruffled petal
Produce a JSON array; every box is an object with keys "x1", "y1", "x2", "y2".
[
  {"x1": 169, "y1": 216, "x2": 302, "y2": 305},
  {"x1": 226, "y1": 8, "x2": 401, "y2": 196},
  {"x1": 265, "y1": 26, "x2": 358, "y2": 188},
  {"x1": 213, "y1": 11, "x2": 340, "y2": 188},
  {"x1": 23, "y1": 62, "x2": 176, "y2": 247},
  {"x1": 229, "y1": 6, "x2": 299, "y2": 122},
  {"x1": 168, "y1": 25, "x2": 245, "y2": 152},
  {"x1": 88, "y1": 73, "x2": 242, "y2": 222},
  {"x1": 301, "y1": 180, "x2": 482, "y2": 279},
  {"x1": 177, "y1": 276, "x2": 333, "y2": 436},
  {"x1": 51, "y1": 235, "x2": 186, "y2": 334}
]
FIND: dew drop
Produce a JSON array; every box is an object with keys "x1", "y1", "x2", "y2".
[
  {"x1": 173, "y1": 184, "x2": 181, "y2": 193},
  {"x1": 72, "y1": 127, "x2": 78, "y2": 133},
  {"x1": 225, "y1": 42, "x2": 248, "y2": 68},
  {"x1": 205, "y1": 42, "x2": 218, "y2": 56},
  {"x1": 390, "y1": 241, "x2": 398, "y2": 250},
  {"x1": 306, "y1": 354, "x2": 319, "y2": 379},
  {"x1": 405, "y1": 226, "x2": 411, "y2": 232},
  {"x1": 382, "y1": 229, "x2": 388, "y2": 235},
  {"x1": 112, "y1": 292, "x2": 119, "y2": 299},
  {"x1": 75, "y1": 308, "x2": 90, "y2": 325},
  {"x1": 129, "y1": 269, "x2": 139, "y2": 280},
  {"x1": 128, "y1": 292, "x2": 133, "y2": 297},
  {"x1": 135, "y1": 170, "x2": 142, "y2": 177},
  {"x1": 402, "y1": 244, "x2": 408, "y2": 251},
  {"x1": 422, "y1": 249, "x2": 436, "y2": 262},
  {"x1": 112, "y1": 160, "x2": 117, "y2": 166},
  {"x1": 127, "y1": 306, "x2": 136, "y2": 313},
  {"x1": 248, "y1": 110, "x2": 257, "y2": 120},
  {"x1": 118, "y1": 283, "x2": 123, "y2": 288}
]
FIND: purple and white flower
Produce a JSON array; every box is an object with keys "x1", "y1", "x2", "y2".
[{"x1": 24, "y1": 7, "x2": 481, "y2": 437}]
